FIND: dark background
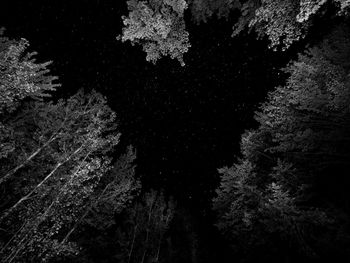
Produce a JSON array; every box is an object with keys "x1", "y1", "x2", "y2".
[{"x1": 0, "y1": 0, "x2": 300, "y2": 260}]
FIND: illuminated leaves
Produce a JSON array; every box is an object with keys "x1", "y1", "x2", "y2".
[
  {"x1": 119, "y1": 0, "x2": 191, "y2": 66},
  {"x1": 0, "y1": 34, "x2": 59, "y2": 163},
  {"x1": 0, "y1": 35, "x2": 59, "y2": 114},
  {"x1": 250, "y1": 0, "x2": 308, "y2": 50},
  {"x1": 0, "y1": 89, "x2": 122, "y2": 262},
  {"x1": 194, "y1": 0, "x2": 349, "y2": 50},
  {"x1": 242, "y1": 0, "x2": 350, "y2": 50},
  {"x1": 297, "y1": 0, "x2": 327, "y2": 22},
  {"x1": 213, "y1": 27, "x2": 350, "y2": 259},
  {"x1": 256, "y1": 27, "x2": 350, "y2": 157}
]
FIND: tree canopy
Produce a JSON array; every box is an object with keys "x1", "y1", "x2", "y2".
[
  {"x1": 2, "y1": 0, "x2": 350, "y2": 262},
  {"x1": 0, "y1": 34, "x2": 139, "y2": 263},
  {"x1": 120, "y1": 0, "x2": 350, "y2": 64},
  {"x1": 119, "y1": 0, "x2": 190, "y2": 66},
  {"x1": 213, "y1": 25, "x2": 350, "y2": 262}
]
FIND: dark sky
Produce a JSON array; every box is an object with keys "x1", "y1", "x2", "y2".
[{"x1": 1, "y1": 0, "x2": 292, "y2": 212}]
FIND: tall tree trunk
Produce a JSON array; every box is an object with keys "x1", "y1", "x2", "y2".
[
  {"x1": 59, "y1": 179, "x2": 113, "y2": 246},
  {"x1": 0, "y1": 133, "x2": 60, "y2": 185},
  {"x1": 0, "y1": 222, "x2": 26, "y2": 254},
  {"x1": 154, "y1": 233, "x2": 162, "y2": 263},
  {"x1": 0, "y1": 112, "x2": 69, "y2": 186},
  {"x1": 128, "y1": 224, "x2": 138, "y2": 263},
  {"x1": 0, "y1": 144, "x2": 84, "y2": 222},
  {"x1": 141, "y1": 203, "x2": 154, "y2": 263},
  {"x1": 1, "y1": 149, "x2": 91, "y2": 263},
  {"x1": 154, "y1": 213, "x2": 171, "y2": 262}
]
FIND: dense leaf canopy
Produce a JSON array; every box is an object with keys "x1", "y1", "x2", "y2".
[{"x1": 213, "y1": 25, "x2": 350, "y2": 262}]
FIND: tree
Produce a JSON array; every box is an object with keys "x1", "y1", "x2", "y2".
[
  {"x1": 51, "y1": 146, "x2": 141, "y2": 263},
  {"x1": 119, "y1": 0, "x2": 191, "y2": 66},
  {"x1": 108, "y1": 190, "x2": 176, "y2": 263},
  {"x1": 119, "y1": 0, "x2": 350, "y2": 64},
  {"x1": 84, "y1": 146, "x2": 141, "y2": 231},
  {"x1": 189, "y1": 0, "x2": 350, "y2": 50},
  {"x1": 213, "y1": 25, "x2": 350, "y2": 262},
  {"x1": 0, "y1": 33, "x2": 140, "y2": 262},
  {"x1": 0, "y1": 89, "x2": 122, "y2": 262},
  {"x1": 0, "y1": 31, "x2": 59, "y2": 161},
  {"x1": 0, "y1": 30, "x2": 59, "y2": 114}
]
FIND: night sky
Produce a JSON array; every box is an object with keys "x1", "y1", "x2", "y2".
[{"x1": 1, "y1": 0, "x2": 294, "y2": 212}]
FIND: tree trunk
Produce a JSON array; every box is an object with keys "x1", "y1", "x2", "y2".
[
  {"x1": 141, "y1": 203, "x2": 154, "y2": 263},
  {"x1": 0, "y1": 144, "x2": 84, "y2": 222},
  {"x1": 0, "y1": 133, "x2": 60, "y2": 185},
  {"x1": 128, "y1": 224, "x2": 138, "y2": 263},
  {"x1": 1, "y1": 149, "x2": 91, "y2": 263}
]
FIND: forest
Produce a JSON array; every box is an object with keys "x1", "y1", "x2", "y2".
[{"x1": 1, "y1": 0, "x2": 350, "y2": 262}]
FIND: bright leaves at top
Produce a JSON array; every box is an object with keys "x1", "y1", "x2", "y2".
[
  {"x1": 119, "y1": 0, "x2": 190, "y2": 66},
  {"x1": 119, "y1": 0, "x2": 350, "y2": 64}
]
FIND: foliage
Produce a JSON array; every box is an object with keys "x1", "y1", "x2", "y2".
[
  {"x1": 119, "y1": 0, "x2": 350, "y2": 63},
  {"x1": 83, "y1": 146, "x2": 141, "y2": 231},
  {"x1": 120, "y1": 190, "x2": 175, "y2": 263},
  {"x1": 0, "y1": 89, "x2": 121, "y2": 262},
  {"x1": 213, "y1": 26, "x2": 350, "y2": 261},
  {"x1": 0, "y1": 32, "x2": 59, "y2": 114},
  {"x1": 335, "y1": 0, "x2": 350, "y2": 14},
  {"x1": 75, "y1": 190, "x2": 175, "y2": 263},
  {"x1": 0, "y1": 33, "x2": 59, "y2": 161},
  {"x1": 188, "y1": 0, "x2": 350, "y2": 50},
  {"x1": 232, "y1": 0, "x2": 350, "y2": 50},
  {"x1": 119, "y1": 0, "x2": 191, "y2": 66},
  {"x1": 244, "y1": 0, "x2": 308, "y2": 50},
  {"x1": 189, "y1": 0, "x2": 239, "y2": 23},
  {"x1": 0, "y1": 34, "x2": 140, "y2": 262}
]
